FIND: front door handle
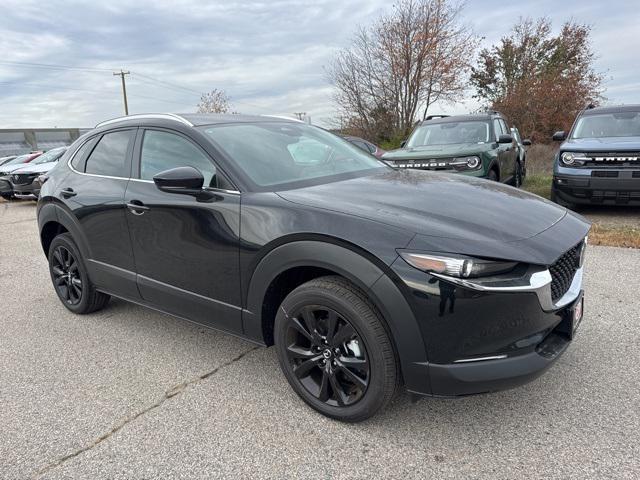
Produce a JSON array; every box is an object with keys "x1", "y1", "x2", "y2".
[{"x1": 126, "y1": 200, "x2": 150, "y2": 215}]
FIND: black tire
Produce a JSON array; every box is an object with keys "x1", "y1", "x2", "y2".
[
  {"x1": 1, "y1": 194, "x2": 13, "y2": 200},
  {"x1": 48, "y1": 233, "x2": 110, "y2": 314},
  {"x1": 274, "y1": 276, "x2": 398, "y2": 422},
  {"x1": 513, "y1": 161, "x2": 523, "y2": 188},
  {"x1": 487, "y1": 169, "x2": 499, "y2": 182}
]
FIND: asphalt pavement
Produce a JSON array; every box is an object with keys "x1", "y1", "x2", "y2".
[{"x1": 1, "y1": 199, "x2": 639, "y2": 479}]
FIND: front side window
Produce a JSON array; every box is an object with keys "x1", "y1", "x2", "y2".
[
  {"x1": 140, "y1": 130, "x2": 218, "y2": 187},
  {"x1": 201, "y1": 122, "x2": 386, "y2": 188},
  {"x1": 407, "y1": 121, "x2": 490, "y2": 147},
  {"x1": 571, "y1": 111, "x2": 640, "y2": 139},
  {"x1": 84, "y1": 130, "x2": 133, "y2": 177}
]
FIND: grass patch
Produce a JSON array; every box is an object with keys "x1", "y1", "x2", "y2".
[
  {"x1": 522, "y1": 173, "x2": 640, "y2": 248},
  {"x1": 589, "y1": 224, "x2": 640, "y2": 249},
  {"x1": 523, "y1": 174, "x2": 552, "y2": 199}
]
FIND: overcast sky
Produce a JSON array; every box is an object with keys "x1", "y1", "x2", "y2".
[{"x1": 0, "y1": 0, "x2": 637, "y2": 128}]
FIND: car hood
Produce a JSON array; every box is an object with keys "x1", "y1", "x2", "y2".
[
  {"x1": 383, "y1": 143, "x2": 492, "y2": 161},
  {"x1": 12, "y1": 161, "x2": 57, "y2": 174},
  {"x1": 0, "y1": 163, "x2": 32, "y2": 175},
  {"x1": 561, "y1": 136, "x2": 640, "y2": 151},
  {"x1": 277, "y1": 169, "x2": 569, "y2": 244}
]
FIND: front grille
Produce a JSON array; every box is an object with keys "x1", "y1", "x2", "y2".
[
  {"x1": 11, "y1": 173, "x2": 36, "y2": 185},
  {"x1": 633, "y1": 171, "x2": 640, "y2": 178},
  {"x1": 549, "y1": 242, "x2": 583, "y2": 302},
  {"x1": 591, "y1": 170, "x2": 618, "y2": 177},
  {"x1": 583, "y1": 152, "x2": 640, "y2": 167},
  {"x1": 391, "y1": 158, "x2": 454, "y2": 170}
]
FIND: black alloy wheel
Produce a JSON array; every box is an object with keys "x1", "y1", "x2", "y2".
[
  {"x1": 275, "y1": 276, "x2": 398, "y2": 422},
  {"x1": 48, "y1": 233, "x2": 110, "y2": 314},
  {"x1": 284, "y1": 305, "x2": 370, "y2": 407},
  {"x1": 51, "y1": 245, "x2": 83, "y2": 305}
]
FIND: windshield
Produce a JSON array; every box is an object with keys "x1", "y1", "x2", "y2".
[
  {"x1": 31, "y1": 147, "x2": 66, "y2": 165},
  {"x1": 4, "y1": 154, "x2": 30, "y2": 166},
  {"x1": 407, "y1": 121, "x2": 490, "y2": 147},
  {"x1": 201, "y1": 122, "x2": 387, "y2": 188},
  {"x1": 572, "y1": 111, "x2": 640, "y2": 139}
]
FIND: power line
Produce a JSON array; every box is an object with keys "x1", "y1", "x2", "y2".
[
  {"x1": 0, "y1": 60, "x2": 114, "y2": 72},
  {"x1": 0, "y1": 82, "x2": 195, "y2": 106},
  {"x1": 130, "y1": 71, "x2": 203, "y2": 95}
]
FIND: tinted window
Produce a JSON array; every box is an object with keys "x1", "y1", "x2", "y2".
[
  {"x1": 407, "y1": 121, "x2": 490, "y2": 147},
  {"x1": 499, "y1": 119, "x2": 510, "y2": 137},
  {"x1": 85, "y1": 131, "x2": 133, "y2": 177},
  {"x1": 571, "y1": 111, "x2": 640, "y2": 139},
  {"x1": 201, "y1": 123, "x2": 385, "y2": 188},
  {"x1": 493, "y1": 119, "x2": 505, "y2": 139},
  {"x1": 140, "y1": 130, "x2": 217, "y2": 187},
  {"x1": 70, "y1": 138, "x2": 97, "y2": 171},
  {"x1": 364, "y1": 142, "x2": 377, "y2": 154}
]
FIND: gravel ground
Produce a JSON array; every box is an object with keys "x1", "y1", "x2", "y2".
[
  {"x1": 1, "y1": 200, "x2": 639, "y2": 479},
  {"x1": 577, "y1": 205, "x2": 640, "y2": 228}
]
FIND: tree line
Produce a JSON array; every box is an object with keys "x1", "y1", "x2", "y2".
[{"x1": 327, "y1": 0, "x2": 604, "y2": 147}]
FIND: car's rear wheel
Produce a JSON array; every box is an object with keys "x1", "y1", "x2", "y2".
[
  {"x1": 48, "y1": 233, "x2": 110, "y2": 314},
  {"x1": 274, "y1": 276, "x2": 398, "y2": 422}
]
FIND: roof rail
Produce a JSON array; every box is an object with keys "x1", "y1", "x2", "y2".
[
  {"x1": 95, "y1": 113, "x2": 193, "y2": 128},
  {"x1": 424, "y1": 114, "x2": 450, "y2": 121},
  {"x1": 259, "y1": 114, "x2": 304, "y2": 123}
]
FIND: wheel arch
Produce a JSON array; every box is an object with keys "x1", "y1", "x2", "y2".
[
  {"x1": 243, "y1": 239, "x2": 431, "y2": 393},
  {"x1": 38, "y1": 202, "x2": 91, "y2": 260}
]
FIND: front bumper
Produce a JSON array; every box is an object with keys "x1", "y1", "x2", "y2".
[
  {"x1": 10, "y1": 178, "x2": 41, "y2": 199},
  {"x1": 0, "y1": 177, "x2": 13, "y2": 197},
  {"x1": 553, "y1": 166, "x2": 640, "y2": 205},
  {"x1": 392, "y1": 252, "x2": 585, "y2": 397}
]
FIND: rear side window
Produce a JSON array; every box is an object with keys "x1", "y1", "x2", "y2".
[{"x1": 85, "y1": 130, "x2": 133, "y2": 178}]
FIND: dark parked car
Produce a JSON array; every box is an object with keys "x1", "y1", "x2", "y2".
[
  {"x1": 551, "y1": 104, "x2": 640, "y2": 207},
  {"x1": 10, "y1": 146, "x2": 67, "y2": 199},
  {"x1": 38, "y1": 113, "x2": 590, "y2": 421},
  {"x1": 342, "y1": 135, "x2": 386, "y2": 158},
  {"x1": 511, "y1": 127, "x2": 532, "y2": 179},
  {"x1": 383, "y1": 112, "x2": 523, "y2": 186},
  {"x1": 0, "y1": 152, "x2": 42, "y2": 200}
]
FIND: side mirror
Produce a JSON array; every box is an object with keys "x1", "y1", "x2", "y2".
[
  {"x1": 400, "y1": 140, "x2": 407, "y2": 148},
  {"x1": 522, "y1": 139, "x2": 532, "y2": 146},
  {"x1": 498, "y1": 134, "x2": 513, "y2": 144},
  {"x1": 153, "y1": 166, "x2": 204, "y2": 194},
  {"x1": 552, "y1": 131, "x2": 566, "y2": 142}
]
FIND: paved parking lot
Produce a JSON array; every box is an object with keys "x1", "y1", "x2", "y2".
[{"x1": 1, "y1": 199, "x2": 639, "y2": 479}]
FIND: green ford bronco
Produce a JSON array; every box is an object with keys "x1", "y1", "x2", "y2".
[{"x1": 382, "y1": 112, "x2": 529, "y2": 187}]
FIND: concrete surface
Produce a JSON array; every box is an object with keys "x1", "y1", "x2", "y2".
[{"x1": 0, "y1": 199, "x2": 638, "y2": 479}]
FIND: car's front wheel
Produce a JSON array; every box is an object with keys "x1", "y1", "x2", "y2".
[
  {"x1": 48, "y1": 233, "x2": 110, "y2": 314},
  {"x1": 274, "y1": 276, "x2": 398, "y2": 422}
]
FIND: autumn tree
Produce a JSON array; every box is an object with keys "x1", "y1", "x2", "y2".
[
  {"x1": 197, "y1": 89, "x2": 232, "y2": 114},
  {"x1": 470, "y1": 18, "x2": 604, "y2": 142},
  {"x1": 327, "y1": 0, "x2": 477, "y2": 142}
]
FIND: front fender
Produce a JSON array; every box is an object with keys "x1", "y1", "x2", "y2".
[{"x1": 244, "y1": 240, "x2": 432, "y2": 394}]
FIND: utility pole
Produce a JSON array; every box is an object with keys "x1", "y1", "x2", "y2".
[
  {"x1": 113, "y1": 69, "x2": 130, "y2": 115},
  {"x1": 293, "y1": 112, "x2": 306, "y2": 121}
]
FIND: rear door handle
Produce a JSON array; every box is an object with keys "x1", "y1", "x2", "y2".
[
  {"x1": 61, "y1": 188, "x2": 76, "y2": 198},
  {"x1": 126, "y1": 200, "x2": 150, "y2": 215}
]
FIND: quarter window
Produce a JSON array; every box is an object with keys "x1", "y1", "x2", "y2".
[
  {"x1": 70, "y1": 138, "x2": 96, "y2": 171},
  {"x1": 84, "y1": 130, "x2": 133, "y2": 177},
  {"x1": 140, "y1": 130, "x2": 217, "y2": 187}
]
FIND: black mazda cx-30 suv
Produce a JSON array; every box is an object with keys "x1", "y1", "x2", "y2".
[{"x1": 37, "y1": 113, "x2": 590, "y2": 421}]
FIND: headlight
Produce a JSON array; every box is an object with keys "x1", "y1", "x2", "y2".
[
  {"x1": 450, "y1": 156, "x2": 481, "y2": 170},
  {"x1": 399, "y1": 251, "x2": 518, "y2": 278},
  {"x1": 560, "y1": 152, "x2": 588, "y2": 166}
]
